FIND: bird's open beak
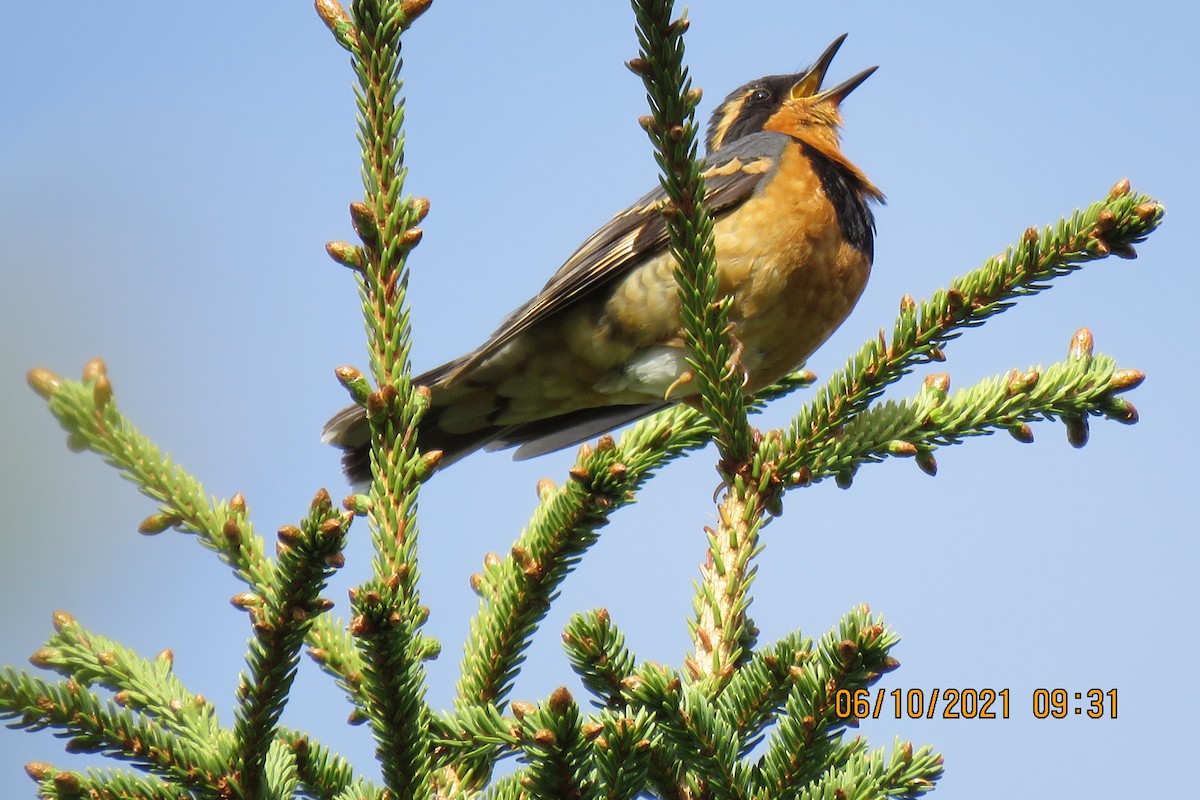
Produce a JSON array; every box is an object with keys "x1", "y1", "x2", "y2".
[
  {"x1": 789, "y1": 34, "x2": 877, "y2": 107},
  {"x1": 816, "y1": 66, "x2": 878, "y2": 106},
  {"x1": 789, "y1": 33, "x2": 848, "y2": 99}
]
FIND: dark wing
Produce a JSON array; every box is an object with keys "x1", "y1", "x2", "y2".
[{"x1": 446, "y1": 131, "x2": 789, "y2": 382}]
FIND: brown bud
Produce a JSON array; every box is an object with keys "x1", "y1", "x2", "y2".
[
  {"x1": 581, "y1": 722, "x2": 604, "y2": 740},
  {"x1": 1108, "y1": 178, "x2": 1131, "y2": 199},
  {"x1": 92, "y1": 374, "x2": 113, "y2": 409},
  {"x1": 1110, "y1": 242, "x2": 1138, "y2": 259},
  {"x1": 1134, "y1": 202, "x2": 1161, "y2": 222},
  {"x1": 887, "y1": 440, "x2": 917, "y2": 458},
  {"x1": 568, "y1": 466, "x2": 591, "y2": 482},
  {"x1": 277, "y1": 525, "x2": 302, "y2": 546},
  {"x1": 1006, "y1": 369, "x2": 1040, "y2": 395},
  {"x1": 325, "y1": 240, "x2": 364, "y2": 271},
  {"x1": 671, "y1": 17, "x2": 691, "y2": 34},
  {"x1": 533, "y1": 728, "x2": 557, "y2": 746},
  {"x1": 409, "y1": 196, "x2": 431, "y2": 223},
  {"x1": 469, "y1": 573, "x2": 485, "y2": 595},
  {"x1": 535, "y1": 478, "x2": 557, "y2": 500},
  {"x1": 81, "y1": 357, "x2": 107, "y2": 382},
  {"x1": 626, "y1": 57, "x2": 651, "y2": 76},
  {"x1": 607, "y1": 462, "x2": 628, "y2": 480},
  {"x1": 66, "y1": 432, "x2": 88, "y2": 452},
  {"x1": 24, "y1": 762, "x2": 53, "y2": 782},
  {"x1": 399, "y1": 0, "x2": 432, "y2": 25},
  {"x1": 230, "y1": 592, "x2": 261, "y2": 611},
  {"x1": 29, "y1": 648, "x2": 60, "y2": 669},
  {"x1": 399, "y1": 226, "x2": 423, "y2": 249},
  {"x1": 319, "y1": 517, "x2": 343, "y2": 537},
  {"x1": 1023, "y1": 226, "x2": 1040, "y2": 244},
  {"x1": 837, "y1": 639, "x2": 858, "y2": 663},
  {"x1": 915, "y1": 450, "x2": 938, "y2": 476},
  {"x1": 96, "y1": 651, "x2": 117, "y2": 667},
  {"x1": 923, "y1": 373, "x2": 951, "y2": 394},
  {"x1": 138, "y1": 512, "x2": 178, "y2": 535},
  {"x1": 311, "y1": 488, "x2": 333, "y2": 514},
  {"x1": 511, "y1": 700, "x2": 536, "y2": 721},
  {"x1": 349, "y1": 202, "x2": 377, "y2": 241},
  {"x1": 1109, "y1": 369, "x2": 1145, "y2": 393},
  {"x1": 51, "y1": 610, "x2": 75, "y2": 633},
  {"x1": 1008, "y1": 423, "x2": 1034, "y2": 444},
  {"x1": 899, "y1": 293, "x2": 916, "y2": 313},
  {"x1": 927, "y1": 346, "x2": 946, "y2": 362},
  {"x1": 26, "y1": 368, "x2": 62, "y2": 399},
  {"x1": 1064, "y1": 415, "x2": 1089, "y2": 448},
  {"x1": 1069, "y1": 328, "x2": 1094, "y2": 362},
  {"x1": 155, "y1": 649, "x2": 174, "y2": 666},
  {"x1": 222, "y1": 519, "x2": 241, "y2": 544},
  {"x1": 595, "y1": 434, "x2": 615, "y2": 452},
  {"x1": 685, "y1": 87, "x2": 703, "y2": 105},
  {"x1": 1105, "y1": 398, "x2": 1139, "y2": 425},
  {"x1": 1094, "y1": 209, "x2": 1117, "y2": 233},
  {"x1": 548, "y1": 686, "x2": 574, "y2": 715},
  {"x1": 52, "y1": 771, "x2": 82, "y2": 791}
]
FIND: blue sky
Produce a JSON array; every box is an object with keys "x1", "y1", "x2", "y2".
[{"x1": 1, "y1": 2, "x2": 1196, "y2": 797}]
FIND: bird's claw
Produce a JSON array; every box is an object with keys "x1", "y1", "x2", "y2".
[
  {"x1": 663, "y1": 369, "x2": 696, "y2": 401},
  {"x1": 721, "y1": 337, "x2": 749, "y2": 387}
]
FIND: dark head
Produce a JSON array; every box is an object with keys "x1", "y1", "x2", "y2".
[{"x1": 705, "y1": 34, "x2": 875, "y2": 154}]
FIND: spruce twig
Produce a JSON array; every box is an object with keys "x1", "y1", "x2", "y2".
[
  {"x1": 337, "y1": 1, "x2": 436, "y2": 795},
  {"x1": 627, "y1": 0, "x2": 752, "y2": 466},
  {"x1": 771, "y1": 182, "x2": 1163, "y2": 484}
]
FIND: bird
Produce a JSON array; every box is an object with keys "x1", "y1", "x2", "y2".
[{"x1": 324, "y1": 34, "x2": 884, "y2": 483}]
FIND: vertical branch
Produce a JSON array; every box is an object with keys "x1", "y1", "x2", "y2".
[
  {"x1": 626, "y1": 0, "x2": 766, "y2": 694},
  {"x1": 626, "y1": 0, "x2": 752, "y2": 467},
  {"x1": 321, "y1": 0, "x2": 436, "y2": 796}
]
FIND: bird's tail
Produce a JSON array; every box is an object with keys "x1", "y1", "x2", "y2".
[{"x1": 322, "y1": 393, "x2": 664, "y2": 483}]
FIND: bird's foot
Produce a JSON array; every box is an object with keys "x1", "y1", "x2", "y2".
[
  {"x1": 663, "y1": 368, "x2": 695, "y2": 401},
  {"x1": 721, "y1": 336, "x2": 749, "y2": 387}
]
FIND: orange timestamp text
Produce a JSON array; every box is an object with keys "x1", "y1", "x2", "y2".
[{"x1": 834, "y1": 688, "x2": 1118, "y2": 720}]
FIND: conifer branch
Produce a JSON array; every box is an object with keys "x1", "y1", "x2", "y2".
[
  {"x1": 25, "y1": 360, "x2": 272, "y2": 593},
  {"x1": 230, "y1": 490, "x2": 350, "y2": 796},
  {"x1": 752, "y1": 606, "x2": 900, "y2": 798},
  {"x1": 337, "y1": 1, "x2": 435, "y2": 795},
  {"x1": 783, "y1": 740, "x2": 942, "y2": 800},
  {"x1": 24, "y1": 613, "x2": 226, "y2": 758},
  {"x1": 280, "y1": 728, "x2": 361, "y2": 799},
  {"x1": 627, "y1": 0, "x2": 752, "y2": 466},
  {"x1": 562, "y1": 609, "x2": 638, "y2": 707},
  {"x1": 769, "y1": 182, "x2": 1163, "y2": 484},
  {"x1": 511, "y1": 687, "x2": 593, "y2": 800},
  {"x1": 455, "y1": 405, "x2": 711, "y2": 715},
  {"x1": 624, "y1": 666, "x2": 749, "y2": 799},
  {"x1": 22, "y1": 764, "x2": 194, "y2": 800},
  {"x1": 714, "y1": 631, "x2": 813, "y2": 754},
  {"x1": 0, "y1": 669, "x2": 216, "y2": 788},
  {"x1": 784, "y1": 330, "x2": 1140, "y2": 488}
]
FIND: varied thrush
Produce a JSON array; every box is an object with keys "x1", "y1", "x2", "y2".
[{"x1": 325, "y1": 35, "x2": 884, "y2": 482}]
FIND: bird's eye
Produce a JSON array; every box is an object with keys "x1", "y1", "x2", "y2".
[{"x1": 749, "y1": 88, "x2": 772, "y2": 105}]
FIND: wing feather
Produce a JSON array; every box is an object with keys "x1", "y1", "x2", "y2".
[{"x1": 446, "y1": 131, "x2": 788, "y2": 381}]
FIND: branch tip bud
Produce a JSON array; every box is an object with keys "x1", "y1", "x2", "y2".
[
  {"x1": 26, "y1": 368, "x2": 62, "y2": 399},
  {"x1": 325, "y1": 240, "x2": 364, "y2": 272},
  {"x1": 1108, "y1": 178, "x2": 1131, "y2": 199},
  {"x1": 1069, "y1": 328, "x2": 1094, "y2": 362},
  {"x1": 51, "y1": 610, "x2": 75, "y2": 632},
  {"x1": 1064, "y1": 415, "x2": 1089, "y2": 448}
]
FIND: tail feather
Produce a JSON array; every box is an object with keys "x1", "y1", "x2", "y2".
[{"x1": 323, "y1": 400, "x2": 666, "y2": 483}]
